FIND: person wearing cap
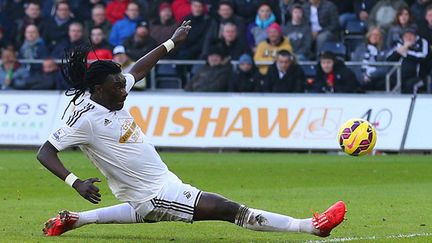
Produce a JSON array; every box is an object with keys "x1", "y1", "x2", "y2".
[
  {"x1": 150, "y1": 2, "x2": 178, "y2": 46},
  {"x1": 230, "y1": 53, "x2": 264, "y2": 92},
  {"x1": 123, "y1": 21, "x2": 158, "y2": 61},
  {"x1": 185, "y1": 46, "x2": 232, "y2": 92},
  {"x1": 387, "y1": 26, "x2": 429, "y2": 93},
  {"x1": 109, "y1": 2, "x2": 141, "y2": 46},
  {"x1": 254, "y1": 22, "x2": 293, "y2": 75},
  {"x1": 112, "y1": 45, "x2": 146, "y2": 90},
  {"x1": 312, "y1": 51, "x2": 359, "y2": 93},
  {"x1": 263, "y1": 50, "x2": 306, "y2": 93}
]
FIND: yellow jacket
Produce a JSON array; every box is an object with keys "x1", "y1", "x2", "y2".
[{"x1": 254, "y1": 37, "x2": 293, "y2": 74}]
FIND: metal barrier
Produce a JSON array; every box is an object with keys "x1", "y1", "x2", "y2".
[{"x1": 15, "y1": 59, "x2": 402, "y2": 92}]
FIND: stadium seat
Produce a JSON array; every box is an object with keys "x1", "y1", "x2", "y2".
[
  {"x1": 302, "y1": 65, "x2": 316, "y2": 78},
  {"x1": 156, "y1": 77, "x2": 183, "y2": 89},
  {"x1": 157, "y1": 64, "x2": 178, "y2": 76},
  {"x1": 319, "y1": 42, "x2": 347, "y2": 60},
  {"x1": 344, "y1": 21, "x2": 366, "y2": 35},
  {"x1": 344, "y1": 36, "x2": 365, "y2": 59}
]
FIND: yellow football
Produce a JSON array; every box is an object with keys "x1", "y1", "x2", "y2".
[{"x1": 338, "y1": 118, "x2": 377, "y2": 156}]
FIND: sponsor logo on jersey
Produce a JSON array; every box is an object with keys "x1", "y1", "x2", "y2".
[{"x1": 52, "y1": 128, "x2": 66, "y2": 141}]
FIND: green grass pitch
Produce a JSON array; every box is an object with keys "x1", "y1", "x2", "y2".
[{"x1": 0, "y1": 150, "x2": 431, "y2": 242}]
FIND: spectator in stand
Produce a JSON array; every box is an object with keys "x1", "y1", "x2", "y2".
[
  {"x1": 254, "y1": 23, "x2": 293, "y2": 75},
  {"x1": 177, "y1": 0, "x2": 211, "y2": 59},
  {"x1": 203, "y1": 22, "x2": 250, "y2": 60},
  {"x1": 312, "y1": 51, "x2": 359, "y2": 93},
  {"x1": 276, "y1": 0, "x2": 301, "y2": 26},
  {"x1": 352, "y1": 27, "x2": 388, "y2": 90},
  {"x1": 41, "y1": 1, "x2": 74, "y2": 50},
  {"x1": 16, "y1": 2, "x2": 43, "y2": 45},
  {"x1": 232, "y1": 0, "x2": 260, "y2": 23},
  {"x1": 418, "y1": 4, "x2": 432, "y2": 46},
  {"x1": 246, "y1": 3, "x2": 276, "y2": 51},
  {"x1": 150, "y1": 2, "x2": 178, "y2": 45},
  {"x1": 368, "y1": 0, "x2": 407, "y2": 30},
  {"x1": 354, "y1": 0, "x2": 378, "y2": 25},
  {"x1": 230, "y1": 53, "x2": 264, "y2": 92},
  {"x1": 205, "y1": 1, "x2": 246, "y2": 49},
  {"x1": 109, "y1": 2, "x2": 141, "y2": 46},
  {"x1": 264, "y1": 50, "x2": 305, "y2": 93},
  {"x1": 112, "y1": 44, "x2": 146, "y2": 89},
  {"x1": 3, "y1": 0, "x2": 26, "y2": 25},
  {"x1": 411, "y1": 0, "x2": 432, "y2": 26},
  {"x1": 87, "y1": 27, "x2": 113, "y2": 62},
  {"x1": 17, "y1": 58, "x2": 60, "y2": 90},
  {"x1": 84, "y1": 4, "x2": 112, "y2": 39},
  {"x1": 385, "y1": 7, "x2": 416, "y2": 49},
  {"x1": 0, "y1": 48, "x2": 29, "y2": 90},
  {"x1": 113, "y1": 45, "x2": 134, "y2": 73},
  {"x1": 303, "y1": 0, "x2": 339, "y2": 54},
  {"x1": 172, "y1": 0, "x2": 193, "y2": 23},
  {"x1": 51, "y1": 22, "x2": 85, "y2": 58},
  {"x1": 19, "y1": 24, "x2": 49, "y2": 72},
  {"x1": 185, "y1": 46, "x2": 232, "y2": 92},
  {"x1": 106, "y1": 0, "x2": 131, "y2": 24},
  {"x1": 387, "y1": 27, "x2": 429, "y2": 93},
  {"x1": 283, "y1": 4, "x2": 313, "y2": 60},
  {"x1": 123, "y1": 21, "x2": 157, "y2": 61}
]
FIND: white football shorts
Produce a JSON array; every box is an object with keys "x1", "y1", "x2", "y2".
[{"x1": 129, "y1": 172, "x2": 202, "y2": 223}]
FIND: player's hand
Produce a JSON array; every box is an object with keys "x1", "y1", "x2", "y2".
[
  {"x1": 72, "y1": 178, "x2": 101, "y2": 204},
  {"x1": 171, "y1": 20, "x2": 191, "y2": 45}
]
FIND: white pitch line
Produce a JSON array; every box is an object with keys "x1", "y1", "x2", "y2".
[{"x1": 306, "y1": 232, "x2": 432, "y2": 243}]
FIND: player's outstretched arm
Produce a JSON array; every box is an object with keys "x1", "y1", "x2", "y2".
[
  {"x1": 37, "y1": 141, "x2": 102, "y2": 204},
  {"x1": 128, "y1": 20, "x2": 191, "y2": 82}
]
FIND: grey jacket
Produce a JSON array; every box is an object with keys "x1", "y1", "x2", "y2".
[
  {"x1": 283, "y1": 21, "x2": 312, "y2": 58},
  {"x1": 302, "y1": 0, "x2": 339, "y2": 32}
]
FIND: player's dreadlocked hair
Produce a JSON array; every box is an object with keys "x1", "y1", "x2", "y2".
[{"x1": 60, "y1": 44, "x2": 122, "y2": 118}]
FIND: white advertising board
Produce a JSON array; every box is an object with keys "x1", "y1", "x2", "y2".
[
  {"x1": 405, "y1": 96, "x2": 432, "y2": 150},
  {"x1": 0, "y1": 92, "x2": 413, "y2": 150}
]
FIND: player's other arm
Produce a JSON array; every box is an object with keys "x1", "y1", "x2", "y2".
[
  {"x1": 128, "y1": 20, "x2": 191, "y2": 83},
  {"x1": 36, "y1": 141, "x2": 101, "y2": 204}
]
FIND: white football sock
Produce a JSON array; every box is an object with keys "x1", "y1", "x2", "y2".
[
  {"x1": 235, "y1": 206, "x2": 319, "y2": 234},
  {"x1": 74, "y1": 203, "x2": 144, "y2": 228}
]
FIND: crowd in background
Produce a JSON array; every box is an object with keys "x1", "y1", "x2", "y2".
[{"x1": 0, "y1": 0, "x2": 431, "y2": 93}]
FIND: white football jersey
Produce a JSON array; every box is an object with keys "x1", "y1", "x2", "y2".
[{"x1": 48, "y1": 74, "x2": 174, "y2": 203}]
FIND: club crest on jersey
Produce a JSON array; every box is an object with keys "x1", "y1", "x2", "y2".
[
  {"x1": 118, "y1": 118, "x2": 143, "y2": 143},
  {"x1": 183, "y1": 191, "x2": 192, "y2": 199},
  {"x1": 52, "y1": 128, "x2": 66, "y2": 141},
  {"x1": 104, "y1": 119, "x2": 112, "y2": 126}
]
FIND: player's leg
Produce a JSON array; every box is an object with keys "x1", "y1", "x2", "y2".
[
  {"x1": 194, "y1": 192, "x2": 346, "y2": 237},
  {"x1": 43, "y1": 203, "x2": 143, "y2": 236}
]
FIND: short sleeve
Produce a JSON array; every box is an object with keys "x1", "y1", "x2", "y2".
[
  {"x1": 124, "y1": 73, "x2": 136, "y2": 93},
  {"x1": 48, "y1": 117, "x2": 92, "y2": 151}
]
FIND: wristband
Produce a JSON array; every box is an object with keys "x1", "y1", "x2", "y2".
[
  {"x1": 65, "y1": 173, "x2": 79, "y2": 187},
  {"x1": 162, "y1": 39, "x2": 175, "y2": 52}
]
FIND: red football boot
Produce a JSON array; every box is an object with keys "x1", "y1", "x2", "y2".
[
  {"x1": 43, "y1": 210, "x2": 79, "y2": 236},
  {"x1": 312, "y1": 201, "x2": 346, "y2": 237}
]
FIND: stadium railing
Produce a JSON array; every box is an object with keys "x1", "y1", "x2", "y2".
[{"x1": 15, "y1": 59, "x2": 410, "y2": 93}]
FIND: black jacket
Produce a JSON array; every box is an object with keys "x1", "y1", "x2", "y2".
[
  {"x1": 123, "y1": 36, "x2": 158, "y2": 61},
  {"x1": 178, "y1": 14, "x2": 211, "y2": 59},
  {"x1": 185, "y1": 62, "x2": 233, "y2": 92},
  {"x1": 387, "y1": 36, "x2": 430, "y2": 79},
  {"x1": 264, "y1": 62, "x2": 305, "y2": 93},
  {"x1": 230, "y1": 66, "x2": 264, "y2": 92},
  {"x1": 41, "y1": 17, "x2": 74, "y2": 50},
  {"x1": 313, "y1": 60, "x2": 359, "y2": 93}
]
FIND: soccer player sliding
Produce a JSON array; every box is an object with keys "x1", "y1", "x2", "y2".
[{"x1": 37, "y1": 20, "x2": 346, "y2": 238}]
